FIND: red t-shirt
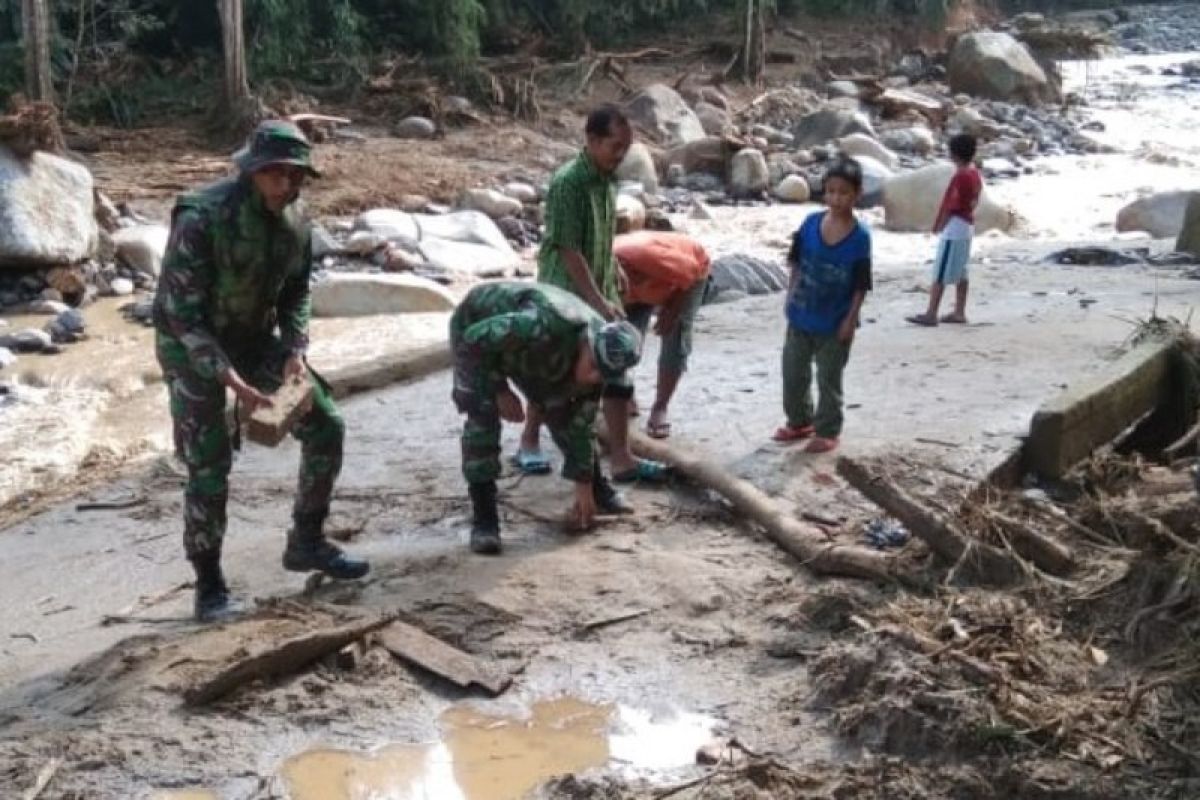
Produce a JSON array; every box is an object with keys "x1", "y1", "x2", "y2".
[
  {"x1": 614, "y1": 232, "x2": 711, "y2": 307},
  {"x1": 936, "y1": 165, "x2": 983, "y2": 226}
]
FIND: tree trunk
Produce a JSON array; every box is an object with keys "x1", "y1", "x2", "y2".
[
  {"x1": 219, "y1": 0, "x2": 250, "y2": 107},
  {"x1": 739, "y1": 0, "x2": 767, "y2": 86},
  {"x1": 22, "y1": 0, "x2": 54, "y2": 103}
]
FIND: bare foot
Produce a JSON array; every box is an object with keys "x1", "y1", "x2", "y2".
[{"x1": 940, "y1": 313, "x2": 968, "y2": 324}]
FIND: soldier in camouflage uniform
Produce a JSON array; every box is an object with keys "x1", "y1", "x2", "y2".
[
  {"x1": 154, "y1": 120, "x2": 369, "y2": 622},
  {"x1": 451, "y1": 282, "x2": 642, "y2": 554}
]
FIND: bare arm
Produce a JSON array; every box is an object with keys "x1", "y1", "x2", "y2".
[{"x1": 561, "y1": 246, "x2": 622, "y2": 320}]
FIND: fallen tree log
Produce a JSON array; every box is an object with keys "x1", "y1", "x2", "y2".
[
  {"x1": 984, "y1": 509, "x2": 1076, "y2": 576},
  {"x1": 600, "y1": 428, "x2": 896, "y2": 582},
  {"x1": 837, "y1": 457, "x2": 1024, "y2": 586},
  {"x1": 183, "y1": 614, "x2": 394, "y2": 706}
]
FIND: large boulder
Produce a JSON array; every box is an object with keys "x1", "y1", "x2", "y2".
[
  {"x1": 694, "y1": 102, "x2": 732, "y2": 136},
  {"x1": 1116, "y1": 191, "x2": 1192, "y2": 238},
  {"x1": 1177, "y1": 193, "x2": 1200, "y2": 256},
  {"x1": 882, "y1": 164, "x2": 1014, "y2": 233},
  {"x1": 311, "y1": 273, "x2": 455, "y2": 317},
  {"x1": 854, "y1": 156, "x2": 895, "y2": 209},
  {"x1": 112, "y1": 224, "x2": 169, "y2": 277},
  {"x1": 836, "y1": 133, "x2": 898, "y2": 170},
  {"x1": 728, "y1": 149, "x2": 769, "y2": 198},
  {"x1": 948, "y1": 32, "x2": 1051, "y2": 104},
  {"x1": 354, "y1": 209, "x2": 521, "y2": 276},
  {"x1": 661, "y1": 136, "x2": 731, "y2": 178},
  {"x1": 706, "y1": 254, "x2": 789, "y2": 302},
  {"x1": 616, "y1": 143, "x2": 659, "y2": 195},
  {"x1": 625, "y1": 84, "x2": 706, "y2": 146},
  {"x1": 880, "y1": 126, "x2": 937, "y2": 155},
  {"x1": 792, "y1": 107, "x2": 875, "y2": 149},
  {"x1": 0, "y1": 147, "x2": 98, "y2": 266},
  {"x1": 459, "y1": 188, "x2": 523, "y2": 220}
]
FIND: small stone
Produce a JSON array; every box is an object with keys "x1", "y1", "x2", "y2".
[
  {"x1": 0, "y1": 328, "x2": 52, "y2": 353},
  {"x1": 40, "y1": 287, "x2": 63, "y2": 302},
  {"x1": 108, "y1": 278, "x2": 134, "y2": 297},
  {"x1": 0, "y1": 346, "x2": 15, "y2": 370},
  {"x1": 30, "y1": 299, "x2": 69, "y2": 315},
  {"x1": 56, "y1": 308, "x2": 86, "y2": 335},
  {"x1": 690, "y1": 201, "x2": 716, "y2": 221},
  {"x1": 395, "y1": 116, "x2": 437, "y2": 140},
  {"x1": 774, "y1": 175, "x2": 812, "y2": 204},
  {"x1": 501, "y1": 182, "x2": 539, "y2": 204}
]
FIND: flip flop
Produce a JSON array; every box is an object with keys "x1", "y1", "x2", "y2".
[
  {"x1": 510, "y1": 449, "x2": 552, "y2": 475},
  {"x1": 940, "y1": 314, "x2": 968, "y2": 324},
  {"x1": 646, "y1": 420, "x2": 672, "y2": 439},
  {"x1": 773, "y1": 424, "x2": 815, "y2": 443},
  {"x1": 612, "y1": 459, "x2": 671, "y2": 484},
  {"x1": 906, "y1": 315, "x2": 938, "y2": 327},
  {"x1": 804, "y1": 436, "x2": 839, "y2": 454}
]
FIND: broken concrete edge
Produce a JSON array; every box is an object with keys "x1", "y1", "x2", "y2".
[{"x1": 1022, "y1": 336, "x2": 1181, "y2": 480}]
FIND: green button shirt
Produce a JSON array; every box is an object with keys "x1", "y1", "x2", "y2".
[{"x1": 536, "y1": 151, "x2": 619, "y2": 305}]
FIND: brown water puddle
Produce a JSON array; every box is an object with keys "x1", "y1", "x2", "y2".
[
  {"x1": 281, "y1": 697, "x2": 717, "y2": 800},
  {"x1": 151, "y1": 791, "x2": 219, "y2": 800}
]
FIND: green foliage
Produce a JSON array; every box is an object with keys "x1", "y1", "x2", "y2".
[{"x1": 247, "y1": 0, "x2": 364, "y2": 80}]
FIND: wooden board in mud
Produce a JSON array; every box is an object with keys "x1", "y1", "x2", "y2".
[{"x1": 377, "y1": 621, "x2": 512, "y2": 697}]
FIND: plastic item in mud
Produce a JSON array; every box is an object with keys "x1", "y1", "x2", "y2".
[{"x1": 862, "y1": 517, "x2": 911, "y2": 550}]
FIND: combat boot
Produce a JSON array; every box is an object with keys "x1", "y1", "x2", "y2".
[
  {"x1": 191, "y1": 551, "x2": 243, "y2": 622},
  {"x1": 469, "y1": 481, "x2": 502, "y2": 555},
  {"x1": 594, "y1": 473, "x2": 635, "y2": 515},
  {"x1": 282, "y1": 510, "x2": 370, "y2": 580}
]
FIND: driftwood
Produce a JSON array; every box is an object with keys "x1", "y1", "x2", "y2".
[
  {"x1": 376, "y1": 620, "x2": 512, "y2": 696},
  {"x1": 837, "y1": 457, "x2": 1024, "y2": 586},
  {"x1": 183, "y1": 614, "x2": 393, "y2": 706},
  {"x1": 984, "y1": 510, "x2": 1076, "y2": 576},
  {"x1": 601, "y1": 428, "x2": 896, "y2": 582}
]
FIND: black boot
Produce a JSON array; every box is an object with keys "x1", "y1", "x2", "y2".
[
  {"x1": 191, "y1": 552, "x2": 241, "y2": 622},
  {"x1": 282, "y1": 510, "x2": 370, "y2": 580},
  {"x1": 469, "y1": 481, "x2": 502, "y2": 555},
  {"x1": 595, "y1": 473, "x2": 635, "y2": 515}
]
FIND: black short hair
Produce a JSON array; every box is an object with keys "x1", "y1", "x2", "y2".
[
  {"x1": 823, "y1": 157, "x2": 863, "y2": 191},
  {"x1": 585, "y1": 104, "x2": 630, "y2": 138},
  {"x1": 949, "y1": 133, "x2": 977, "y2": 163}
]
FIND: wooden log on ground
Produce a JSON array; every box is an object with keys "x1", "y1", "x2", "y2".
[
  {"x1": 245, "y1": 373, "x2": 313, "y2": 447},
  {"x1": 376, "y1": 620, "x2": 512, "y2": 696},
  {"x1": 983, "y1": 510, "x2": 1076, "y2": 576},
  {"x1": 602, "y1": 428, "x2": 896, "y2": 582},
  {"x1": 837, "y1": 457, "x2": 1024, "y2": 586},
  {"x1": 183, "y1": 614, "x2": 393, "y2": 706}
]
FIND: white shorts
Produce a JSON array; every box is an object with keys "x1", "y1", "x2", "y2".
[{"x1": 932, "y1": 237, "x2": 972, "y2": 285}]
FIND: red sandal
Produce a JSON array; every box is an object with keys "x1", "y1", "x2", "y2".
[
  {"x1": 804, "y1": 436, "x2": 839, "y2": 454},
  {"x1": 772, "y1": 424, "x2": 815, "y2": 443}
]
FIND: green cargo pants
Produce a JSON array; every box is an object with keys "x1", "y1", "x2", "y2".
[{"x1": 781, "y1": 326, "x2": 851, "y2": 439}]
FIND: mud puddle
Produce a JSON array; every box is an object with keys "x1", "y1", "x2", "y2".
[{"x1": 280, "y1": 697, "x2": 717, "y2": 800}]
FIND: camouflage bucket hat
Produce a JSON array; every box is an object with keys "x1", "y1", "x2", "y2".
[
  {"x1": 233, "y1": 120, "x2": 320, "y2": 177},
  {"x1": 591, "y1": 320, "x2": 642, "y2": 385}
]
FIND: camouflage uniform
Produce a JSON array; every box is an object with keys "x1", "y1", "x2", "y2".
[
  {"x1": 153, "y1": 174, "x2": 342, "y2": 560},
  {"x1": 450, "y1": 282, "x2": 614, "y2": 484}
]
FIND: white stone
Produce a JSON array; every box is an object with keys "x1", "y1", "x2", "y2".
[
  {"x1": 625, "y1": 84, "x2": 706, "y2": 146},
  {"x1": 415, "y1": 211, "x2": 516, "y2": 254},
  {"x1": 30, "y1": 299, "x2": 68, "y2": 315},
  {"x1": 112, "y1": 224, "x2": 169, "y2": 277},
  {"x1": 1116, "y1": 191, "x2": 1193, "y2": 238},
  {"x1": 417, "y1": 238, "x2": 519, "y2": 277},
  {"x1": 616, "y1": 194, "x2": 647, "y2": 232},
  {"x1": 354, "y1": 209, "x2": 420, "y2": 243},
  {"x1": 828, "y1": 80, "x2": 861, "y2": 99},
  {"x1": 395, "y1": 116, "x2": 437, "y2": 140},
  {"x1": 345, "y1": 230, "x2": 388, "y2": 256},
  {"x1": 110, "y1": 277, "x2": 135, "y2": 296},
  {"x1": 774, "y1": 175, "x2": 812, "y2": 204},
  {"x1": 501, "y1": 182, "x2": 539, "y2": 204},
  {"x1": 792, "y1": 106, "x2": 876, "y2": 149},
  {"x1": 836, "y1": 133, "x2": 899, "y2": 170},
  {"x1": 883, "y1": 164, "x2": 1014, "y2": 233},
  {"x1": 616, "y1": 142, "x2": 660, "y2": 195},
  {"x1": 0, "y1": 345, "x2": 15, "y2": 369},
  {"x1": 311, "y1": 273, "x2": 456, "y2": 317},
  {"x1": 0, "y1": 146, "x2": 98, "y2": 267},
  {"x1": 729, "y1": 149, "x2": 770, "y2": 197},
  {"x1": 460, "y1": 188, "x2": 523, "y2": 220}
]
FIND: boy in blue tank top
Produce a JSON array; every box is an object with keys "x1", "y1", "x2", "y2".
[{"x1": 772, "y1": 158, "x2": 873, "y2": 453}]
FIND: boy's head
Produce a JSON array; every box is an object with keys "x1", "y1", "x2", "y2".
[
  {"x1": 948, "y1": 134, "x2": 977, "y2": 165},
  {"x1": 585, "y1": 104, "x2": 633, "y2": 174},
  {"x1": 822, "y1": 158, "x2": 863, "y2": 215}
]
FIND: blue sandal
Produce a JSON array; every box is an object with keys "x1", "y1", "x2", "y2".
[
  {"x1": 510, "y1": 449, "x2": 552, "y2": 475},
  {"x1": 612, "y1": 459, "x2": 671, "y2": 484}
]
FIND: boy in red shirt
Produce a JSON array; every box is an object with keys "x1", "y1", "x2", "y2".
[{"x1": 908, "y1": 134, "x2": 982, "y2": 326}]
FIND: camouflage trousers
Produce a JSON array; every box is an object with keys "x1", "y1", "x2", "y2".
[{"x1": 157, "y1": 336, "x2": 345, "y2": 559}]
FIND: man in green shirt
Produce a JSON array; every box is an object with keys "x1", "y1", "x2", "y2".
[
  {"x1": 154, "y1": 121, "x2": 369, "y2": 622},
  {"x1": 516, "y1": 105, "x2": 667, "y2": 483},
  {"x1": 451, "y1": 282, "x2": 642, "y2": 554}
]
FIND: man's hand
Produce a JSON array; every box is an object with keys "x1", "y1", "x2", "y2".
[
  {"x1": 284, "y1": 354, "x2": 306, "y2": 382},
  {"x1": 837, "y1": 316, "x2": 857, "y2": 345},
  {"x1": 496, "y1": 386, "x2": 526, "y2": 424},
  {"x1": 223, "y1": 370, "x2": 273, "y2": 413},
  {"x1": 567, "y1": 482, "x2": 597, "y2": 532}
]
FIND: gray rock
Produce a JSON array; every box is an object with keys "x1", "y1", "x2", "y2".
[
  {"x1": 694, "y1": 102, "x2": 732, "y2": 136},
  {"x1": 110, "y1": 277, "x2": 135, "y2": 296},
  {"x1": 827, "y1": 80, "x2": 860, "y2": 99},
  {"x1": 0, "y1": 146, "x2": 99, "y2": 267},
  {"x1": 0, "y1": 345, "x2": 14, "y2": 370},
  {"x1": 948, "y1": 32, "x2": 1053, "y2": 104},
  {"x1": 728, "y1": 149, "x2": 769, "y2": 198},
  {"x1": 40, "y1": 287, "x2": 62, "y2": 302},
  {"x1": 112, "y1": 224, "x2": 169, "y2": 277},
  {"x1": 395, "y1": 116, "x2": 437, "y2": 140},
  {"x1": 501, "y1": 182, "x2": 539, "y2": 204},
  {"x1": 792, "y1": 107, "x2": 875, "y2": 149},
  {"x1": 311, "y1": 225, "x2": 339, "y2": 259},
  {"x1": 30, "y1": 299, "x2": 69, "y2": 315},
  {"x1": 616, "y1": 143, "x2": 660, "y2": 194},
  {"x1": 625, "y1": 84, "x2": 706, "y2": 146},
  {"x1": 683, "y1": 173, "x2": 725, "y2": 193},
  {"x1": 707, "y1": 254, "x2": 788, "y2": 301},
  {"x1": 1117, "y1": 191, "x2": 1193, "y2": 238},
  {"x1": 0, "y1": 327, "x2": 52, "y2": 353}
]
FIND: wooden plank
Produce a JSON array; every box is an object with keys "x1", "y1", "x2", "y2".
[
  {"x1": 245, "y1": 374, "x2": 314, "y2": 447},
  {"x1": 1025, "y1": 339, "x2": 1178, "y2": 479},
  {"x1": 183, "y1": 615, "x2": 392, "y2": 706},
  {"x1": 377, "y1": 621, "x2": 512, "y2": 697}
]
